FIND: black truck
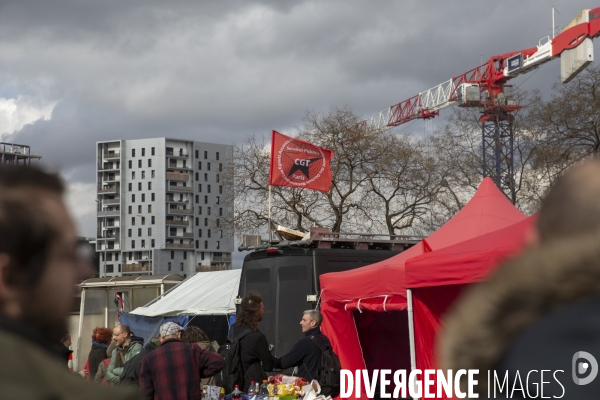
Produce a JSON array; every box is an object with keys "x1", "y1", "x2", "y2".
[{"x1": 237, "y1": 227, "x2": 420, "y2": 358}]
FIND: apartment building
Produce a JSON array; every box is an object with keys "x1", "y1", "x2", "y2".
[
  {"x1": 0, "y1": 142, "x2": 41, "y2": 165},
  {"x1": 96, "y1": 138, "x2": 233, "y2": 277}
]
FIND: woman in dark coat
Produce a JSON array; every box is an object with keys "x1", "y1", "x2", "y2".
[
  {"x1": 86, "y1": 327, "x2": 113, "y2": 380},
  {"x1": 233, "y1": 291, "x2": 274, "y2": 392}
]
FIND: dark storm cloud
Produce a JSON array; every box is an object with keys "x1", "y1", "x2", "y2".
[{"x1": 0, "y1": 0, "x2": 596, "y2": 239}]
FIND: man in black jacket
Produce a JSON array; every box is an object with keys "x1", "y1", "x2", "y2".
[
  {"x1": 120, "y1": 337, "x2": 160, "y2": 387},
  {"x1": 274, "y1": 310, "x2": 329, "y2": 381}
]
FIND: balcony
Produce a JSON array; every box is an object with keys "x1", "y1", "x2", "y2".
[
  {"x1": 98, "y1": 186, "x2": 117, "y2": 194},
  {"x1": 167, "y1": 185, "x2": 193, "y2": 193},
  {"x1": 167, "y1": 232, "x2": 194, "y2": 238},
  {"x1": 98, "y1": 209, "x2": 120, "y2": 217},
  {"x1": 166, "y1": 172, "x2": 190, "y2": 181},
  {"x1": 102, "y1": 176, "x2": 120, "y2": 183},
  {"x1": 165, "y1": 243, "x2": 194, "y2": 249},
  {"x1": 166, "y1": 150, "x2": 189, "y2": 158},
  {"x1": 166, "y1": 219, "x2": 189, "y2": 226},
  {"x1": 213, "y1": 254, "x2": 232, "y2": 262},
  {"x1": 197, "y1": 265, "x2": 227, "y2": 272},
  {"x1": 167, "y1": 197, "x2": 189, "y2": 204},
  {"x1": 122, "y1": 263, "x2": 152, "y2": 273},
  {"x1": 103, "y1": 152, "x2": 120, "y2": 159},
  {"x1": 168, "y1": 208, "x2": 193, "y2": 215},
  {"x1": 98, "y1": 163, "x2": 118, "y2": 171},
  {"x1": 102, "y1": 199, "x2": 120, "y2": 205}
]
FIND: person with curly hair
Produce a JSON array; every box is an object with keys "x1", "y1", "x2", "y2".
[
  {"x1": 232, "y1": 291, "x2": 274, "y2": 391},
  {"x1": 82, "y1": 327, "x2": 113, "y2": 380}
]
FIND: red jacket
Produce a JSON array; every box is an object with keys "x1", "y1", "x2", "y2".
[{"x1": 139, "y1": 338, "x2": 225, "y2": 400}]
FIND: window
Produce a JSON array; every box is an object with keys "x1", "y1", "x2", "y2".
[
  {"x1": 216, "y1": 174, "x2": 220, "y2": 183},
  {"x1": 115, "y1": 254, "x2": 119, "y2": 261},
  {"x1": 141, "y1": 193, "x2": 145, "y2": 202},
  {"x1": 138, "y1": 159, "x2": 142, "y2": 168},
  {"x1": 148, "y1": 182, "x2": 152, "y2": 190},
  {"x1": 138, "y1": 205, "x2": 142, "y2": 214},
  {"x1": 204, "y1": 218, "x2": 208, "y2": 226},
  {"x1": 219, "y1": 186, "x2": 222, "y2": 194},
  {"x1": 182, "y1": 160, "x2": 186, "y2": 168},
  {"x1": 138, "y1": 182, "x2": 142, "y2": 191},
  {"x1": 183, "y1": 252, "x2": 187, "y2": 260},
  {"x1": 151, "y1": 216, "x2": 155, "y2": 224},
  {"x1": 219, "y1": 230, "x2": 223, "y2": 238},
  {"x1": 128, "y1": 229, "x2": 132, "y2": 238},
  {"x1": 204, "y1": 196, "x2": 208, "y2": 204},
  {"x1": 216, "y1": 241, "x2": 220, "y2": 249},
  {"x1": 198, "y1": 229, "x2": 202, "y2": 237},
  {"x1": 148, "y1": 228, "x2": 152, "y2": 236},
  {"x1": 132, "y1": 171, "x2": 135, "y2": 180},
  {"x1": 219, "y1": 207, "x2": 223, "y2": 216},
  {"x1": 141, "y1": 240, "x2": 145, "y2": 248},
  {"x1": 207, "y1": 162, "x2": 211, "y2": 171},
  {"x1": 216, "y1": 196, "x2": 220, "y2": 204},
  {"x1": 195, "y1": 195, "x2": 199, "y2": 203},
  {"x1": 132, "y1": 194, "x2": 135, "y2": 202},
  {"x1": 207, "y1": 185, "x2": 211, "y2": 193},
  {"x1": 151, "y1": 170, "x2": 155, "y2": 178},
  {"x1": 129, "y1": 252, "x2": 132, "y2": 261},
  {"x1": 132, "y1": 149, "x2": 135, "y2": 157},
  {"x1": 151, "y1": 193, "x2": 155, "y2": 201},
  {"x1": 168, "y1": 262, "x2": 172, "y2": 271},
  {"x1": 128, "y1": 205, "x2": 132, "y2": 214},
  {"x1": 195, "y1": 217, "x2": 199, "y2": 226},
  {"x1": 198, "y1": 184, "x2": 202, "y2": 192},
  {"x1": 204, "y1": 151, "x2": 207, "y2": 159},
  {"x1": 196, "y1": 240, "x2": 199, "y2": 249},
  {"x1": 148, "y1": 159, "x2": 152, "y2": 167},
  {"x1": 180, "y1": 263, "x2": 184, "y2": 271},
  {"x1": 219, "y1": 163, "x2": 222, "y2": 172},
  {"x1": 128, "y1": 160, "x2": 132, "y2": 168},
  {"x1": 195, "y1": 172, "x2": 199, "y2": 180},
  {"x1": 198, "y1": 206, "x2": 202, "y2": 215},
  {"x1": 141, "y1": 217, "x2": 146, "y2": 225},
  {"x1": 132, "y1": 217, "x2": 136, "y2": 225},
  {"x1": 151, "y1": 147, "x2": 155, "y2": 156},
  {"x1": 195, "y1": 150, "x2": 199, "y2": 158},
  {"x1": 216, "y1": 219, "x2": 220, "y2": 227},
  {"x1": 131, "y1": 240, "x2": 135, "y2": 248},
  {"x1": 207, "y1": 229, "x2": 211, "y2": 238},
  {"x1": 201, "y1": 252, "x2": 205, "y2": 260},
  {"x1": 138, "y1": 228, "x2": 142, "y2": 237},
  {"x1": 171, "y1": 251, "x2": 174, "y2": 259},
  {"x1": 207, "y1": 207, "x2": 211, "y2": 216},
  {"x1": 142, "y1": 171, "x2": 145, "y2": 179},
  {"x1": 205, "y1": 240, "x2": 208, "y2": 249},
  {"x1": 141, "y1": 148, "x2": 145, "y2": 156},
  {"x1": 151, "y1": 239, "x2": 155, "y2": 247},
  {"x1": 148, "y1": 204, "x2": 152, "y2": 213},
  {"x1": 198, "y1": 161, "x2": 202, "y2": 170},
  {"x1": 105, "y1": 265, "x2": 114, "y2": 274},
  {"x1": 216, "y1": 152, "x2": 220, "y2": 161}
]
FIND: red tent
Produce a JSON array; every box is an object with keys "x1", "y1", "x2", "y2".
[
  {"x1": 319, "y1": 178, "x2": 525, "y2": 399},
  {"x1": 403, "y1": 215, "x2": 535, "y2": 397}
]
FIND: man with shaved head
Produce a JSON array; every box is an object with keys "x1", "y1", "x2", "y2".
[{"x1": 0, "y1": 165, "x2": 137, "y2": 399}]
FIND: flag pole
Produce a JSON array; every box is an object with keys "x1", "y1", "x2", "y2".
[{"x1": 268, "y1": 184, "x2": 272, "y2": 243}]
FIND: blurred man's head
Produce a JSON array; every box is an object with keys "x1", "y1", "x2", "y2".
[
  {"x1": 0, "y1": 165, "x2": 90, "y2": 343},
  {"x1": 112, "y1": 324, "x2": 133, "y2": 348},
  {"x1": 535, "y1": 159, "x2": 600, "y2": 243},
  {"x1": 300, "y1": 310, "x2": 322, "y2": 332},
  {"x1": 181, "y1": 326, "x2": 209, "y2": 343}
]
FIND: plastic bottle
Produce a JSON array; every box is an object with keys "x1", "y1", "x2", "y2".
[
  {"x1": 259, "y1": 380, "x2": 269, "y2": 395},
  {"x1": 248, "y1": 381, "x2": 256, "y2": 396},
  {"x1": 220, "y1": 387, "x2": 225, "y2": 400},
  {"x1": 231, "y1": 385, "x2": 243, "y2": 399},
  {"x1": 255, "y1": 382, "x2": 260, "y2": 394}
]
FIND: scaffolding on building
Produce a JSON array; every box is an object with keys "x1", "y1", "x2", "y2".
[{"x1": 0, "y1": 142, "x2": 42, "y2": 165}]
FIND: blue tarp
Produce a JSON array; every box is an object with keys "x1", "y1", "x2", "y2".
[{"x1": 119, "y1": 313, "x2": 189, "y2": 345}]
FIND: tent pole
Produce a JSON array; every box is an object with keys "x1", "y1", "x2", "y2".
[
  {"x1": 407, "y1": 288, "x2": 419, "y2": 399},
  {"x1": 268, "y1": 185, "x2": 272, "y2": 243},
  {"x1": 75, "y1": 288, "x2": 86, "y2": 372}
]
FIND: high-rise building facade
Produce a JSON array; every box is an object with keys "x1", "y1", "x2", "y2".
[{"x1": 96, "y1": 138, "x2": 233, "y2": 277}]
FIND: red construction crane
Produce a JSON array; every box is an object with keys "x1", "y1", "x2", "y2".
[{"x1": 363, "y1": 7, "x2": 600, "y2": 198}]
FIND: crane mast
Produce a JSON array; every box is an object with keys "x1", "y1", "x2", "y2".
[{"x1": 364, "y1": 7, "x2": 600, "y2": 198}]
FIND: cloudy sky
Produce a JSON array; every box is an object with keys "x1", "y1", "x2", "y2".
[{"x1": 0, "y1": 1, "x2": 597, "y2": 250}]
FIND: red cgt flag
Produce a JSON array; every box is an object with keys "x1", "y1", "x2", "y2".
[{"x1": 269, "y1": 130, "x2": 334, "y2": 193}]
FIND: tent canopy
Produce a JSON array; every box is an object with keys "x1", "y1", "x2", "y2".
[
  {"x1": 405, "y1": 216, "x2": 536, "y2": 288},
  {"x1": 320, "y1": 177, "x2": 526, "y2": 310},
  {"x1": 131, "y1": 269, "x2": 241, "y2": 317}
]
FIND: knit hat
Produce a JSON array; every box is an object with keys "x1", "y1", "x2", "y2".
[{"x1": 159, "y1": 322, "x2": 184, "y2": 338}]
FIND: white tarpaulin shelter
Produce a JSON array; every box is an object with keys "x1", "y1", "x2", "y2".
[{"x1": 131, "y1": 269, "x2": 241, "y2": 317}]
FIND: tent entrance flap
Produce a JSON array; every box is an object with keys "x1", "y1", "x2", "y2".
[{"x1": 353, "y1": 310, "x2": 411, "y2": 374}]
